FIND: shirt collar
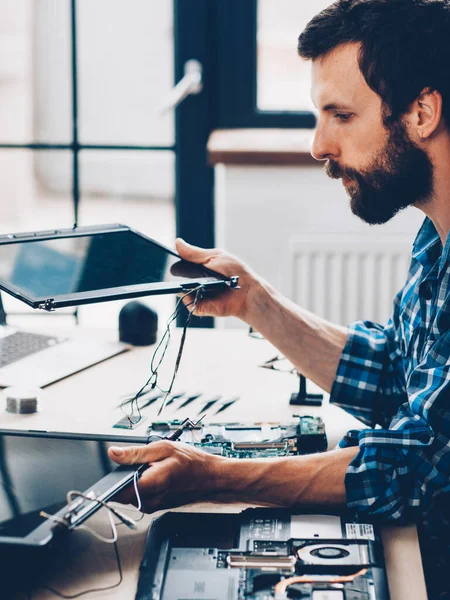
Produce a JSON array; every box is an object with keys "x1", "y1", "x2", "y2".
[
  {"x1": 412, "y1": 218, "x2": 439, "y2": 257},
  {"x1": 412, "y1": 217, "x2": 450, "y2": 275},
  {"x1": 440, "y1": 227, "x2": 450, "y2": 275},
  {"x1": 412, "y1": 217, "x2": 441, "y2": 263}
]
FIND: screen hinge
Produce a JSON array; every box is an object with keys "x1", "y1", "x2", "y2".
[{"x1": 38, "y1": 299, "x2": 56, "y2": 311}]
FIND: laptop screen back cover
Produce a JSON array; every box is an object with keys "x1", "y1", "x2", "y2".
[{"x1": 0, "y1": 224, "x2": 237, "y2": 310}]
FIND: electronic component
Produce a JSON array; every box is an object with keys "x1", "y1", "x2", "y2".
[
  {"x1": 136, "y1": 508, "x2": 390, "y2": 600},
  {"x1": 290, "y1": 374, "x2": 324, "y2": 406},
  {"x1": 145, "y1": 416, "x2": 327, "y2": 457},
  {"x1": 3, "y1": 386, "x2": 41, "y2": 414},
  {"x1": 113, "y1": 414, "x2": 148, "y2": 429}
]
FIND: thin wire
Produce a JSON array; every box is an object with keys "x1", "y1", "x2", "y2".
[
  {"x1": 40, "y1": 509, "x2": 119, "y2": 545},
  {"x1": 38, "y1": 504, "x2": 123, "y2": 599},
  {"x1": 157, "y1": 288, "x2": 202, "y2": 415},
  {"x1": 120, "y1": 289, "x2": 193, "y2": 424},
  {"x1": 42, "y1": 539, "x2": 122, "y2": 599},
  {"x1": 134, "y1": 468, "x2": 143, "y2": 512},
  {"x1": 111, "y1": 469, "x2": 145, "y2": 523},
  {"x1": 65, "y1": 491, "x2": 137, "y2": 530},
  {"x1": 41, "y1": 470, "x2": 146, "y2": 532},
  {"x1": 39, "y1": 511, "x2": 68, "y2": 527},
  {"x1": 37, "y1": 477, "x2": 148, "y2": 598},
  {"x1": 30, "y1": 474, "x2": 145, "y2": 599},
  {"x1": 120, "y1": 286, "x2": 204, "y2": 425},
  {"x1": 76, "y1": 508, "x2": 117, "y2": 544}
]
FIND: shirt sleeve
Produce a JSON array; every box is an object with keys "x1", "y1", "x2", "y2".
[
  {"x1": 340, "y1": 332, "x2": 450, "y2": 523},
  {"x1": 330, "y1": 315, "x2": 408, "y2": 428}
]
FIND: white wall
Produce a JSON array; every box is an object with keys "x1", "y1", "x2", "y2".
[{"x1": 215, "y1": 163, "x2": 424, "y2": 328}]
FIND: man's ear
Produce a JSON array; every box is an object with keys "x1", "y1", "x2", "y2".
[{"x1": 413, "y1": 87, "x2": 443, "y2": 142}]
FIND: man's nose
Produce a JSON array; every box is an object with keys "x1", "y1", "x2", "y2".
[{"x1": 311, "y1": 123, "x2": 338, "y2": 162}]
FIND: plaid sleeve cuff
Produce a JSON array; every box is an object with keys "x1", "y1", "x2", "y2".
[
  {"x1": 344, "y1": 443, "x2": 412, "y2": 522},
  {"x1": 342, "y1": 423, "x2": 436, "y2": 522}
]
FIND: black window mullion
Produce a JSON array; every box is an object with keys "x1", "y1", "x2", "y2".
[
  {"x1": 216, "y1": 0, "x2": 257, "y2": 128},
  {"x1": 215, "y1": 0, "x2": 315, "y2": 129},
  {"x1": 70, "y1": 0, "x2": 80, "y2": 227}
]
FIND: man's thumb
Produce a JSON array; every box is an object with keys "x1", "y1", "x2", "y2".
[
  {"x1": 175, "y1": 238, "x2": 213, "y2": 264},
  {"x1": 108, "y1": 445, "x2": 142, "y2": 465}
]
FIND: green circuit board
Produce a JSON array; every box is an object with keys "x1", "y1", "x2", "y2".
[{"x1": 147, "y1": 415, "x2": 327, "y2": 457}]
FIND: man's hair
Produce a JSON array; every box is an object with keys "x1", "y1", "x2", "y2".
[{"x1": 298, "y1": 0, "x2": 450, "y2": 125}]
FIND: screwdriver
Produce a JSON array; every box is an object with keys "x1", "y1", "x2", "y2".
[
  {"x1": 197, "y1": 395, "x2": 222, "y2": 415},
  {"x1": 164, "y1": 392, "x2": 185, "y2": 407},
  {"x1": 213, "y1": 397, "x2": 239, "y2": 415},
  {"x1": 176, "y1": 393, "x2": 203, "y2": 410}
]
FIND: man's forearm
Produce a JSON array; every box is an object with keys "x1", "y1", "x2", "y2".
[
  {"x1": 244, "y1": 279, "x2": 349, "y2": 393},
  {"x1": 212, "y1": 447, "x2": 358, "y2": 507}
]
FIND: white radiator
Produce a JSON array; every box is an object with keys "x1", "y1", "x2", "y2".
[{"x1": 288, "y1": 234, "x2": 412, "y2": 326}]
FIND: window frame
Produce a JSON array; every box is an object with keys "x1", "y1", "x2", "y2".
[
  {"x1": 0, "y1": 0, "x2": 176, "y2": 228},
  {"x1": 215, "y1": 0, "x2": 316, "y2": 129}
]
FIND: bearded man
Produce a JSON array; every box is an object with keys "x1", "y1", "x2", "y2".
[{"x1": 110, "y1": 1, "x2": 450, "y2": 597}]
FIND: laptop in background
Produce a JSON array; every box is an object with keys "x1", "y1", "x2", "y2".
[{"x1": 0, "y1": 295, "x2": 128, "y2": 388}]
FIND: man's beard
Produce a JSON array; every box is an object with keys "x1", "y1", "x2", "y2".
[{"x1": 325, "y1": 121, "x2": 434, "y2": 225}]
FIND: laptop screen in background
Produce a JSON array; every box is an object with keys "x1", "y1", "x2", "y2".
[{"x1": 0, "y1": 231, "x2": 214, "y2": 299}]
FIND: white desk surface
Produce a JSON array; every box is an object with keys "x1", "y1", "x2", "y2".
[{"x1": 1, "y1": 328, "x2": 427, "y2": 600}]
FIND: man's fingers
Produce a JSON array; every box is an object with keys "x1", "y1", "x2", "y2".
[
  {"x1": 111, "y1": 458, "x2": 176, "y2": 512},
  {"x1": 111, "y1": 483, "x2": 138, "y2": 506},
  {"x1": 108, "y1": 440, "x2": 175, "y2": 466},
  {"x1": 175, "y1": 238, "x2": 216, "y2": 264}
]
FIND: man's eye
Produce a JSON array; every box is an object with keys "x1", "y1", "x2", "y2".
[{"x1": 334, "y1": 113, "x2": 352, "y2": 122}]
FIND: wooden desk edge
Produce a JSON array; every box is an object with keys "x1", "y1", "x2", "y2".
[{"x1": 382, "y1": 525, "x2": 427, "y2": 599}]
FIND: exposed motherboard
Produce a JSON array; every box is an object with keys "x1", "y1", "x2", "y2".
[
  {"x1": 136, "y1": 509, "x2": 389, "y2": 600},
  {"x1": 136, "y1": 418, "x2": 389, "y2": 599},
  {"x1": 146, "y1": 415, "x2": 327, "y2": 458}
]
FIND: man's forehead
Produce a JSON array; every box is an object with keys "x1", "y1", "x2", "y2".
[{"x1": 310, "y1": 43, "x2": 375, "y2": 110}]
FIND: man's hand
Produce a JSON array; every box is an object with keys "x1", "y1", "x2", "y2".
[
  {"x1": 108, "y1": 440, "x2": 356, "y2": 513},
  {"x1": 175, "y1": 238, "x2": 261, "y2": 321},
  {"x1": 108, "y1": 440, "x2": 225, "y2": 512}
]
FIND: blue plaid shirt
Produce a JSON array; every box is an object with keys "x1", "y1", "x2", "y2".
[{"x1": 331, "y1": 217, "x2": 450, "y2": 597}]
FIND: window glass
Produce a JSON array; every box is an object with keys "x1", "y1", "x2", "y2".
[
  {"x1": 0, "y1": 0, "x2": 72, "y2": 144},
  {"x1": 0, "y1": 0, "x2": 71, "y2": 144},
  {"x1": 0, "y1": 0, "x2": 33, "y2": 143},
  {"x1": 257, "y1": 0, "x2": 332, "y2": 112},
  {"x1": 33, "y1": 0, "x2": 73, "y2": 143},
  {"x1": 79, "y1": 150, "x2": 175, "y2": 240},
  {"x1": 0, "y1": 149, "x2": 73, "y2": 233},
  {"x1": 77, "y1": 0, "x2": 174, "y2": 146}
]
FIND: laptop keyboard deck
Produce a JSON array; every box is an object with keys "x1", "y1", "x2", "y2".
[{"x1": 0, "y1": 331, "x2": 64, "y2": 368}]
